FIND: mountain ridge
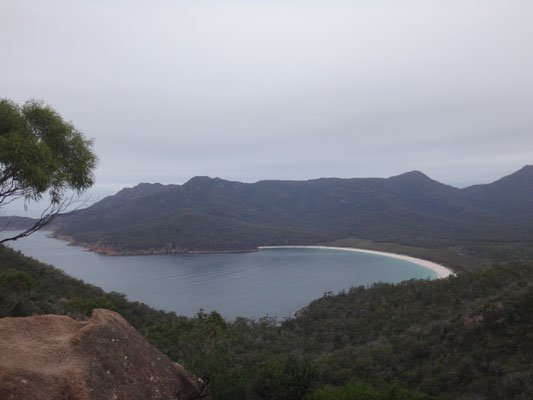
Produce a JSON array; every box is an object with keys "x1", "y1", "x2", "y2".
[{"x1": 15, "y1": 166, "x2": 533, "y2": 257}]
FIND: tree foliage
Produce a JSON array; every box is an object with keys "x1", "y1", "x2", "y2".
[
  {"x1": 0, "y1": 98, "x2": 97, "y2": 242},
  {"x1": 308, "y1": 382, "x2": 429, "y2": 400},
  {"x1": 0, "y1": 270, "x2": 35, "y2": 316}
]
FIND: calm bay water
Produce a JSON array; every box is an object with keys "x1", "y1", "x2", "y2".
[{"x1": 2, "y1": 231, "x2": 437, "y2": 320}]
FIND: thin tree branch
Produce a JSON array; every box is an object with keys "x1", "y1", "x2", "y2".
[{"x1": 0, "y1": 197, "x2": 74, "y2": 244}]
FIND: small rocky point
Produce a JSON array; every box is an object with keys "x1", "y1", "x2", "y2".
[{"x1": 0, "y1": 309, "x2": 205, "y2": 400}]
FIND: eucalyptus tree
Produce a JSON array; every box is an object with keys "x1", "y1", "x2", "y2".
[{"x1": 0, "y1": 98, "x2": 97, "y2": 243}]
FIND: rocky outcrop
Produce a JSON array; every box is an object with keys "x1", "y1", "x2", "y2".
[{"x1": 0, "y1": 309, "x2": 206, "y2": 400}]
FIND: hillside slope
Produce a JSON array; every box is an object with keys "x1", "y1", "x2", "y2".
[
  {"x1": 463, "y1": 165, "x2": 533, "y2": 218},
  {"x1": 48, "y1": 166, "x2": 533, "y2": 255}
]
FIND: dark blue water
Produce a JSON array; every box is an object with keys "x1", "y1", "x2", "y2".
[{"x1": 2, "y1": 231, "x2": 436, "y2": 320}]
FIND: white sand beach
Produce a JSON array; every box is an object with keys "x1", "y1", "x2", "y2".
[{"x1": 258, "y1": 245, "x2": 455, "y2": 279}]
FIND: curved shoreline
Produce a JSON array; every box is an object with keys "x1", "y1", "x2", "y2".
[
  {"x1": 258, "y1": 245, "x2": 455, "y2": 279},
  {"x1": 44, "y1": 232, "x2": 453, "y2": 278}
]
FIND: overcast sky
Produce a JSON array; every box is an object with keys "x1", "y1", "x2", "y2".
[{"x1": 2, "y1": 1, "x2": 533, "y2": 215}]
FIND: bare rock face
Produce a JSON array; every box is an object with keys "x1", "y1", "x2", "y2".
[{"x1": 0, "y1": 309, "x2": 205, "y2": 400}]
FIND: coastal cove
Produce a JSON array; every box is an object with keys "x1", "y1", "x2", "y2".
[{"x1": 3, "y1": 231, "x2": 443, "y2": 320}]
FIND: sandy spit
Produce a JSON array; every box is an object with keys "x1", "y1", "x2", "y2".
[{"x1": 258, "y1": 245, "x2": 455, "y2": 279}]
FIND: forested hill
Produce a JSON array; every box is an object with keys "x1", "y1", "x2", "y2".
[{"x1": 50, "y1": 166, "x2": 533, "y2": 257}]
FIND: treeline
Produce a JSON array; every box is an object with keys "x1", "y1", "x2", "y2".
[
  {"x1": 1, "y1": 245, "x2": 531, "y2": 399},
  {"x1": 106, "y1": 212, "x2": 331, "y2": 252}
]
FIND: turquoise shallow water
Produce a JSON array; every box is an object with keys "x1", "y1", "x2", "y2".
[{"x1": 2, "y1": 231, "x2": 437, "y2": 320}]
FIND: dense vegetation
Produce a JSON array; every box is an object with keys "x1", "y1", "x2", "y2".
[
  {"x1": 44, "y1": 166, "x2": 533, "y2": 263},
  {"x1": 1, "y1": 244, "x2": 531, "y2": 399}
]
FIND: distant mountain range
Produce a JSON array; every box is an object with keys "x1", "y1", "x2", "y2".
[{"x1": 22, "y1": 165, "x2": 528, "y2": 255}]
